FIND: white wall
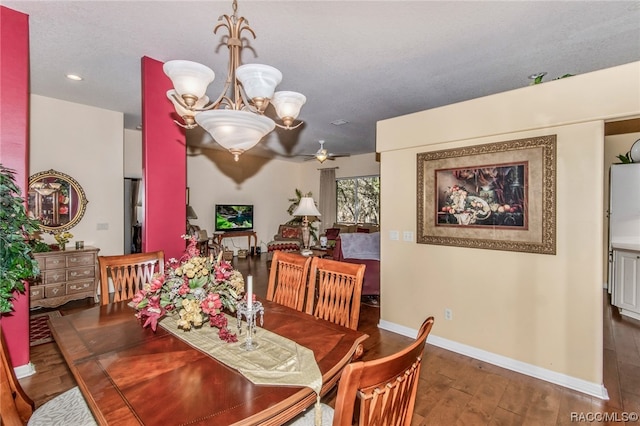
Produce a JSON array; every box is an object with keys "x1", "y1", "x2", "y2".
[
  {"x1": 29, "y1": 95, "x2": 124, "y2": 256},
  {"x1": 376, "y1": 62, "x2": 640, "y2": 398}
]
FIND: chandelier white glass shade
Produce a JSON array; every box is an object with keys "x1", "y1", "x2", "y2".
[
  {"x1": 195, "y1": 110, "x2": 275, "y2": 161},
  {"x1": 163, "y1": 0, "x2": 306, "y2": 161}
]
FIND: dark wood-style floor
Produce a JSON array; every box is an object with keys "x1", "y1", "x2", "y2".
[{"x1": 19, "y1": 255, "x2": 640, "y2": 425}]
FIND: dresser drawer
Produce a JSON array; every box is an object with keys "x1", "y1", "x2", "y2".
[
  {"x1": 30, "y1": 286, "x2": 44, "y2": 300},
  {"x1": 66, "y1": 253, "x2": 95, "y2": 268},
  {"x1": 67, "y1": 266, "x2": 95, "y2": 281},
  {"x1": 66, "y1": 281, "x2": 94, "y2": 295},
  {"x1": 44, "y1": 255, "x2": 66, "y2": 270},
  {"x1": 44, "y1": 269, "x2": 66, "y2": 284},
  {"x1": 45, "y1": 283, "x2": 66, "y2": 298}
]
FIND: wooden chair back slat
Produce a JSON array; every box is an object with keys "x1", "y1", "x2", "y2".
[
  {"x1": 333, "y1": 317, "x2": 435, "y2": 426},
  {"x1": 266, "y1": 251, "x2": 312, "y2": 311},
  {"x1": 0, "y1": 327, "x2": 35, "y2": 425},
  {"x1": 98, "y1": 251, "x2": 164, "y2": 305},
  {"x1": 306, "y1": 257, "x2": 365, "y2": 330}
]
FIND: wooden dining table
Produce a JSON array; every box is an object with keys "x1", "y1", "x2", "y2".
[{"x1": 49, "y1": 299, "x2": 368, "y2": 425}]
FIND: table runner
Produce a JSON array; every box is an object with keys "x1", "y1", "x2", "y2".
[{"x1": 160, "y1": 314, "x2": 323, "y2": 423}]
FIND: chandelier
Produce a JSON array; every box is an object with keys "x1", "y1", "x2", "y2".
[{"x1": 164, "y1": 0, "x2": 306, "y2": 161}]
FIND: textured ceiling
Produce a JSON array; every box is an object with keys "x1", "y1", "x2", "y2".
[{"x1": 4, "y1": 1, "x2": 640, "y2": 161}]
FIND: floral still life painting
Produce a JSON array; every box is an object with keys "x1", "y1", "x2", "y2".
[
  {"x1": 129, "y1": 235, "x2": 245, "y2": 342},
  {"x1": 436, "y1": 164, "x2": 527, "y2": 228}
]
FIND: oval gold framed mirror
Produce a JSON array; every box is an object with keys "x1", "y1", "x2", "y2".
[{"x1": 28, "y1": 169, "x2": 88, "y2": 233}]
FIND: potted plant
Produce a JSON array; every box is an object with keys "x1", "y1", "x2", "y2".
[{"x1": 0, "y1": 164, "x2": 41, "y2": 314}]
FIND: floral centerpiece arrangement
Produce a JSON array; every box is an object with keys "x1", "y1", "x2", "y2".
[
  {"x1": 53, "y1": 231, "x2": 73, "y2": 249},
  {"x1": 129, "y1": 235, "x2": 245, "y2": 342}
]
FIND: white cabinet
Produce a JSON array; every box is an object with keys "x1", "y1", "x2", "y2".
[{"x1": 613, "y1": 248, "x2": 640, "y2": 320}]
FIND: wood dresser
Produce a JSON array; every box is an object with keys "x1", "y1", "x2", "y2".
[{"x1": 31, "y1": 246, "x2": 100, "y2": 308}]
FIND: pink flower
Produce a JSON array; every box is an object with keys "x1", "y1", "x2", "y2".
[
  {"x1": 149, "y1": 276, "x2": 164, "y2": 292},
  {"x1": 178, "y1": 282, "x2": 190, "y2": 295},
  {"x1": 201, "y1": 293, "x2": 222, "y2": 315},
  {"x1": 131, "y1": 290, "x2": 147, "y2": 305}
]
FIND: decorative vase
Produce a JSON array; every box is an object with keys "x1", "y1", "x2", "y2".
[{"x1": 60, "y1": 243, "x2": 66, "y2": 251}]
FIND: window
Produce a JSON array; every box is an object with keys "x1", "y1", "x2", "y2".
[{"x1": 336, "y1": 175, "x2": 380, "y2": 224}]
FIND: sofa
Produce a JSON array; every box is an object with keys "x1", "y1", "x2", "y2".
[{"x1": 333, "y1": 231, "x2": 380, "y2": 297}]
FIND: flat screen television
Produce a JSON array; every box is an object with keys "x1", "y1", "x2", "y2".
[{"x1": 215, "y1": 204, "x2": 254, "y2": 232}]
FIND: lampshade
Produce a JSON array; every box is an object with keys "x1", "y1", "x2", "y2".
[
  {"x1": 271, "y1": 91, "x2": 307, "y2": 126},
  {"x1": 235, "y1": 64, "x2": 283, "y2": 103},
  {"x1": 195, "y1": 110, "x2": 276, "y2": 161},
  {"x1": 186, "y1": 205, "x2": 198, "y2": 220},
  {"x1": 163, "y1": 60, "x2": 215, "y2": 104},
  {"x1": 292, "y1": 197, "x2": 321, "y2": 217}
]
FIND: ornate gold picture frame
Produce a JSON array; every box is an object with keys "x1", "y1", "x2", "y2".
[{"x1": 417, "y1": 135, "x2": 556, "y2": 254}]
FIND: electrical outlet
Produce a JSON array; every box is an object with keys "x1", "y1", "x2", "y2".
[
  {"x1": 444, "y1": 308, "x2": 453, "y2": 321},
  {"x1": 403, "y1": 231, "x2": 413, "y2": 242},
  {"x1": 389, "y1": 230, "x2": 400, "y2": 241}
]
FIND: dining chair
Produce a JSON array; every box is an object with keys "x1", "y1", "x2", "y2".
[
  {"x1": 305, "y1": 257, "x2": 365, "y2": 330},
  {"x1": 0, "y1": 327, "x2": 97, "y2": 426},
  {"x1": 288, "y1": 316, "x2": 435, "y2": 426},
  {"x1": 98, "y1": 250, "x2": 164, "y2": 305},
  {"x1": 266, "y1": 250, "x2": 312, "y2": 311}
]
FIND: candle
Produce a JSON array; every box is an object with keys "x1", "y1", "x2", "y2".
[{"x1": 247, "y1": 275, "x2": 253, "y2": 310}]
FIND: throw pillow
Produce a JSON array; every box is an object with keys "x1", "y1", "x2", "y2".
[{"x1": 280, "y1": 225, "x2": 301, "y2": 239}]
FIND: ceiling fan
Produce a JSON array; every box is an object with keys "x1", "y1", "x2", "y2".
[{"x1": 302, "y1": 140, "x2": 351, "y2": 163}]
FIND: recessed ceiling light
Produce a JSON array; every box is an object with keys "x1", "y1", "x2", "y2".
[
  {"x1": 331, "y1": 119, "x2": 349, "y2": 126},
  {"x1": 66, "y1": 74, "x2": 83, "y2": 81}
]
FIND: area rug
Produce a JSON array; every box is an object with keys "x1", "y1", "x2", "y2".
[{"x1": 30, "y1": 311, "x2": 62, "y2": 346}]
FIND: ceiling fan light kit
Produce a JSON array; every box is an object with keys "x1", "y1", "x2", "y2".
[
  {"x1": 163, "y1": 0, "x2": 306, "y2": 161},
  {"x1": 303, "y1": 140, "x2": 350, "y2": 163}
]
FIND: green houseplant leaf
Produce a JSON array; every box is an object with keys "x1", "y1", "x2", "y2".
[{"x1": 0, "y1": 164, "x2": 42, "y2": 314}]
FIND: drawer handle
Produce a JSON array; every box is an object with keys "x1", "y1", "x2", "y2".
[
  {"x1": 52, "y1": 288, "x2": 60, "y2": 295},
  {"x1": 52, "y1": 260, "x2": 61, "y2": 265},
  {"x1": 70, "y1": 257, "x2": 78, "y2": 262},
  {"x1": 52, "y1": 273, "x2": 62, "y2": 280}
]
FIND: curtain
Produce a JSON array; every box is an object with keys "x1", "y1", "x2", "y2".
[{"x1": 319, "y1": 168, "x2": 336, "y2": 233}]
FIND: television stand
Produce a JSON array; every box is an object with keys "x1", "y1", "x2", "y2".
[{"x1": 213, "y1": 230, "x2": 258, "y2": 253}]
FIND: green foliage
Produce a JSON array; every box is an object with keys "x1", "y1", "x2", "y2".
[
  {"x1": 617, "y1": 152, "x2": 633, "y2": 164},
  {"x1": 337, "y1": 176, "x2": 380, "y2": 224},
  {"x1": 0, "y1": 164, "x2": 42, "y2": 314},
  {"x1": 530, "y1": 73, "x2": 574, "y2": 85}
]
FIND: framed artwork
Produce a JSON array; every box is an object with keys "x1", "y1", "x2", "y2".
[{"x1": 417, "y1": 135, "x2": 556, "y2": 254}]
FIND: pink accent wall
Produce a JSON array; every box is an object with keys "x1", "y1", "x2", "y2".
[
  {"x1": 0, "y1": 6, "x2": 31, "y2": 367},
  {"x1": 141, "y1": 56, "x2": 186, "y2": 260}
]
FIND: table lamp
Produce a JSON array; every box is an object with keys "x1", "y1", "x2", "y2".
[{"x1": 292, "y1": 196, "x2": 321, "y2": 256}]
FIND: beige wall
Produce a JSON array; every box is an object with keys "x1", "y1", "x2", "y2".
[
  {"x1": 377, "y1": 62, "x2": 640, "y2": 397},
  {"x1": 29, "y1": 95, "x2": 125, "y2": 256},
  {"x1": 124, "y1": 129, "x2": 142, "y2": 179}
]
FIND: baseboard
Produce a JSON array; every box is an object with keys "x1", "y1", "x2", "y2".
[
  {"x1": 14, "y1": 361, "x2": 36, "y2": 379},
  {"x1": 378, "y1": 319, "x2": 609, "y2": 400},
  {"x1": 620, "y1": 309, "x2": 640, "y2": 321}
]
